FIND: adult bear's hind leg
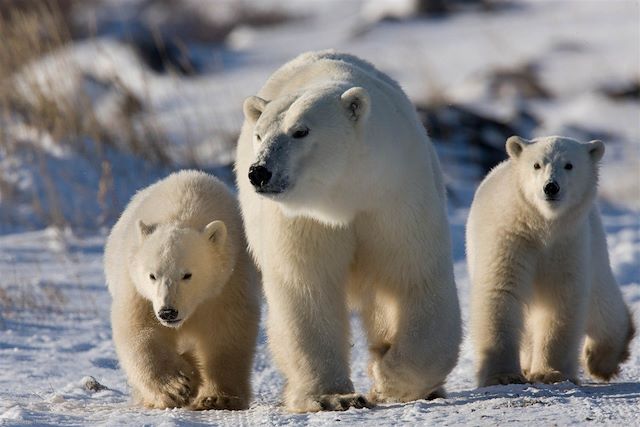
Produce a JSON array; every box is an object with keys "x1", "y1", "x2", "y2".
[{"x1": 365, "y1": 283, "x2": 461, "y2": 403}]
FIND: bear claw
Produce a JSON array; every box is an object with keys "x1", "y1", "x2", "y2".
[
  {"x1": 147, "y1": 372, "x2": 193, "y2": 408},
  {"x1": 527, "y1": 370, "x2": 577, "y2": 384},
  {"x1": 316, "y1": 393, "x2": 373, "y2": 411},
  {"x1": 483, "y1": 372, "x2": 527, "y2": 387},
  {"x1": 192, "y1": 394, "x2": 246, "y2": 411}
]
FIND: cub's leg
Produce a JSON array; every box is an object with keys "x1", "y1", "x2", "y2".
[
  {"x1": 526, "y1": 239, "x2": 589, "y2": 384},
  {"x1": 112, "y1": 293, "x2": 197, "y2": 408},
  {"x1": 525, "y1": 301, "x2": 586, "y2": 384},
  {"x1": 520, "y1": 312, "x2": 534, "y2": 377},
  {"x1": 583, "y1": 212, "x2": 635, "y2": 380},
  {"x1": 189, "y1": 262, "x2": 260, "y2": 411},
  {"x1": 471, "y1": 242, "x2": 536, "y2": 387},
  {"x1": 583, "y1": 277, "x2": 635, "y2": 381}
]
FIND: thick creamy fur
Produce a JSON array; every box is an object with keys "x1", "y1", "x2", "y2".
[
  {"x1": 236, "y1": 50, "x2": 461, "y2": 412},
  {"x1": 467, "y1": 136, "x2": 635, "y2": 387},
  {"x1": 105, "y1": 170, "x2": 260, "y2": 410}
]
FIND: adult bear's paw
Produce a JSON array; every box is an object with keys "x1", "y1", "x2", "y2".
[{"x1": 287, "y1": 393, "x2": 373, "y2": 413}]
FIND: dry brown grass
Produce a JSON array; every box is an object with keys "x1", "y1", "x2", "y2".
[
  {"x1": 0, "y1": 1, "x2": 287, "y2": 232},
  {"x1": 0, "y1": 0, "x2": 173, "y2": 230},
  {"x1": 0, "y1": 1, "x2": 170, "y2": 159}
]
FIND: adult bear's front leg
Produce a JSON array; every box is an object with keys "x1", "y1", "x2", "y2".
[
  {"x1": 261, "y1": 222, "x2": 370, "y2": 412},
  {"x1": 264, "y1": 269, "x2": 371, "y2": 412}
]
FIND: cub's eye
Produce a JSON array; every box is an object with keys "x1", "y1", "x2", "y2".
[
  {"x1": 182, "y1": 273, "x2": 192, "y2": 280},
  {"x1": 255, "y1": 134, "x2": 261, "y2": 142},
  {"x1": 533, "y1": 163, "x2": 541, "y2": 170},
  {"x1": 149, "y1": 274, "x2": 156, "y2": 281},
  {"x1": 292, "y1": 128, "x2": 309, "y2": 139},
  {"x1": 565, "y1": 163, "x2": 573, "y2": 170}
]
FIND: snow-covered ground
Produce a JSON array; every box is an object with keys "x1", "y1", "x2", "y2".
[
  {"x1": 0, "y1": 0, "x2": 638, "y2": 425},
  {"x1": 0, "y1": 208, "x2": 638, "y2": 425}
]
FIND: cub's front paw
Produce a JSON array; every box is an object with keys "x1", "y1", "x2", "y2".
[
  {"x1": 287, "y1": 393, "x2": 373, "y2": 413},
  {"x1": 482, "y1": 372, "x2": 527, "y2": 387},
  {"x1": 191, "y1": 393, "x2": 247, "y2": 411},
  {"x1": 527, "y1": 370, "x2": 577, "y2": 384},
  {"x1": 142, "y1": 371, "x2": 194, "y2": 409}
]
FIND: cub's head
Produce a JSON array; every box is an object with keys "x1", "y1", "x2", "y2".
[
  {"x1": 130, "y1": 220, "x2": 230, "y2": 328},
  {"x1": 506, "y1": 135, "x2": 604, "y2": 219},
  {"x1": 242, "y1": 84, "x2": 370, "y2": 222}
]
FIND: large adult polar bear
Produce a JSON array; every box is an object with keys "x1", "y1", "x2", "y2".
[
  {"x1": 105, "y1": 170, "x2": 260, "y2": 410},
  {"x1": 467, "y1": 136, "x2": 635, "y2": 387},
  {"x1": 235, "y1": 50, "x2": 461, "y2": 412}
]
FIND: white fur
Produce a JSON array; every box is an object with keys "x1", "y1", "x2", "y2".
[
  {"x1": 236, "y1": 50, "x2": 461, "y2": 412},
  {"x1": 104, "y1": 170, "x2": 260, "y2": 410},
  {"x1": 467, "y1": 136, "x2": 635, "y2": 387}
]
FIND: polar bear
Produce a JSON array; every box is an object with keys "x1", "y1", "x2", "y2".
[
  {"x1": 467, "y1": 136, "x2": 635, "y2": 387},
  {"x1": 104, "y1": 170, "x2": 260, "y2": 410},
  {"x1": 235, "y1": 50, "x2": 461, "y2": 412}
]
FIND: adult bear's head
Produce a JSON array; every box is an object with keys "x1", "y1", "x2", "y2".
[{"x1": 242, "y1": 84, "x2": 370, "y2": 225}]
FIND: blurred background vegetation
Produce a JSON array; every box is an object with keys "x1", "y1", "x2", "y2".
[{"x1": 0, "y1": 0, "x2": 637, "y2": 233}]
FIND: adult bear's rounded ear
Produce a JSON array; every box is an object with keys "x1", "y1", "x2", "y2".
[
  {"x1": 203, "y1": 220, "x2": 227, "y2": 246},
  {"x1": 587, "y1": 140, "x2": 605, "y2": 162},
  {"x1": 137, "y1": 220, "x2": 157, "y2": 241},
  {"x1": 341, "y1": 87, "x2": 370, "y2": 122},
  {"x1": 243, "y1": 96, "x2": 268, "y2": 122},
  {"x1": 506, "y1": 136, "x2": 530, "y2": 159}
]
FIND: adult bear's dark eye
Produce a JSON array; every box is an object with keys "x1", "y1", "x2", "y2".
[
  {"x1": 292, "y1": 128, "x2": 309, "y2": 139},
  {"x1": 149, "y1": 273, "x2": 156, "y2": 281},
  {"x1": 182, "y1": 273, "x2": 192, "y2": 280},
  {"x1": 255, "y1": 134, "x2": 261, "y2": 142},
  {"x1": 533, "y1": 163, "x2": 541, "y2": 170},
  {"x1": 565, "y1": 163, "x2": 573, "y2": 170}
]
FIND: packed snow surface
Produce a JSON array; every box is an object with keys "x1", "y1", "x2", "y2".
[{"x1": 0, "y1": 208, "x2": 638, "y2": 425}]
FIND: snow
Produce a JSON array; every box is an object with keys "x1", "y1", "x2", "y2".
[
  {"x1": 0, "y1": 209, "x2": 638, "y2": 425},
  {"x1": 0, "y1": 0, "x2": 638, "y2": 425}
]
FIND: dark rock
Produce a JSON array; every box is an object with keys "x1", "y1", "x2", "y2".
[
  {"x1": 417, "y1": 102, "x2": 538, "y2": 176},
  {"x1": 378, "y1": 0, "x2": 516, "y2": 21},
  {"x1": 601, "y1": 79, "x2": 640, "y2": 101},
  {"x1": 487, "y1": 62, "x2": 552, "y2": 100},
  {"x1": 553, "y1": 124, "x2": 616, "y2": 143},
  {"x1": 83, "y1": 375, "x2": 108, "y2": 392}
]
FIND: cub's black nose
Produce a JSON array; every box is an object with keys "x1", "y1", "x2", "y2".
[
  {"x1": 158, "y1": 307, "x2": 178, "y2": 321},
  {"x1": 544, "y1": 181, "x2": 560, "y2": 197},
  {"x1": 249, "y1": 164, "x2": 272, "y2": 188}
]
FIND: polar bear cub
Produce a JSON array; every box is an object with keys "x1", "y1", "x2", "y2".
[
  {"x1": 104, "y1": 170, "x2": 260, "y2": 410},
  {"x1": 467, "y1": 136, "x2": 634, "y2": 387},
  {"x1": 236, "y1": 50, "x2": 461, "y2": 412}
]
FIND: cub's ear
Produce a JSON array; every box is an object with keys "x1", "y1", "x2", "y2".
[
  {"x1": 341, "y1": 87, "x2": 370, "y2": 122},
  {"x1": 243, "y1": 96, "x2": 268, "y2": 122},
  {"x1": 203, "y1": 220, "x2": 227, "y2": 246},
  {"x1": 137, "y1": 220, "x2": 157, "y2": 241},
  {"x1": 587, "y1": 139, "x2": 605, "y2": 162},
  {"x1": 506, "y1": 136, "x2": 530, "y2": 159}
]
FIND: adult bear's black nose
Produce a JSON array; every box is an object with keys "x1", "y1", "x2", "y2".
[
  {"x1": 249, "y1": 164, "x2": 272, "y2": 188},
  {"x1": 158, "y1": 307, "x2": 178, "y2": 321},
  {"x1": 544, "y1": 181, "x2": 560, "y2": 197}
]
